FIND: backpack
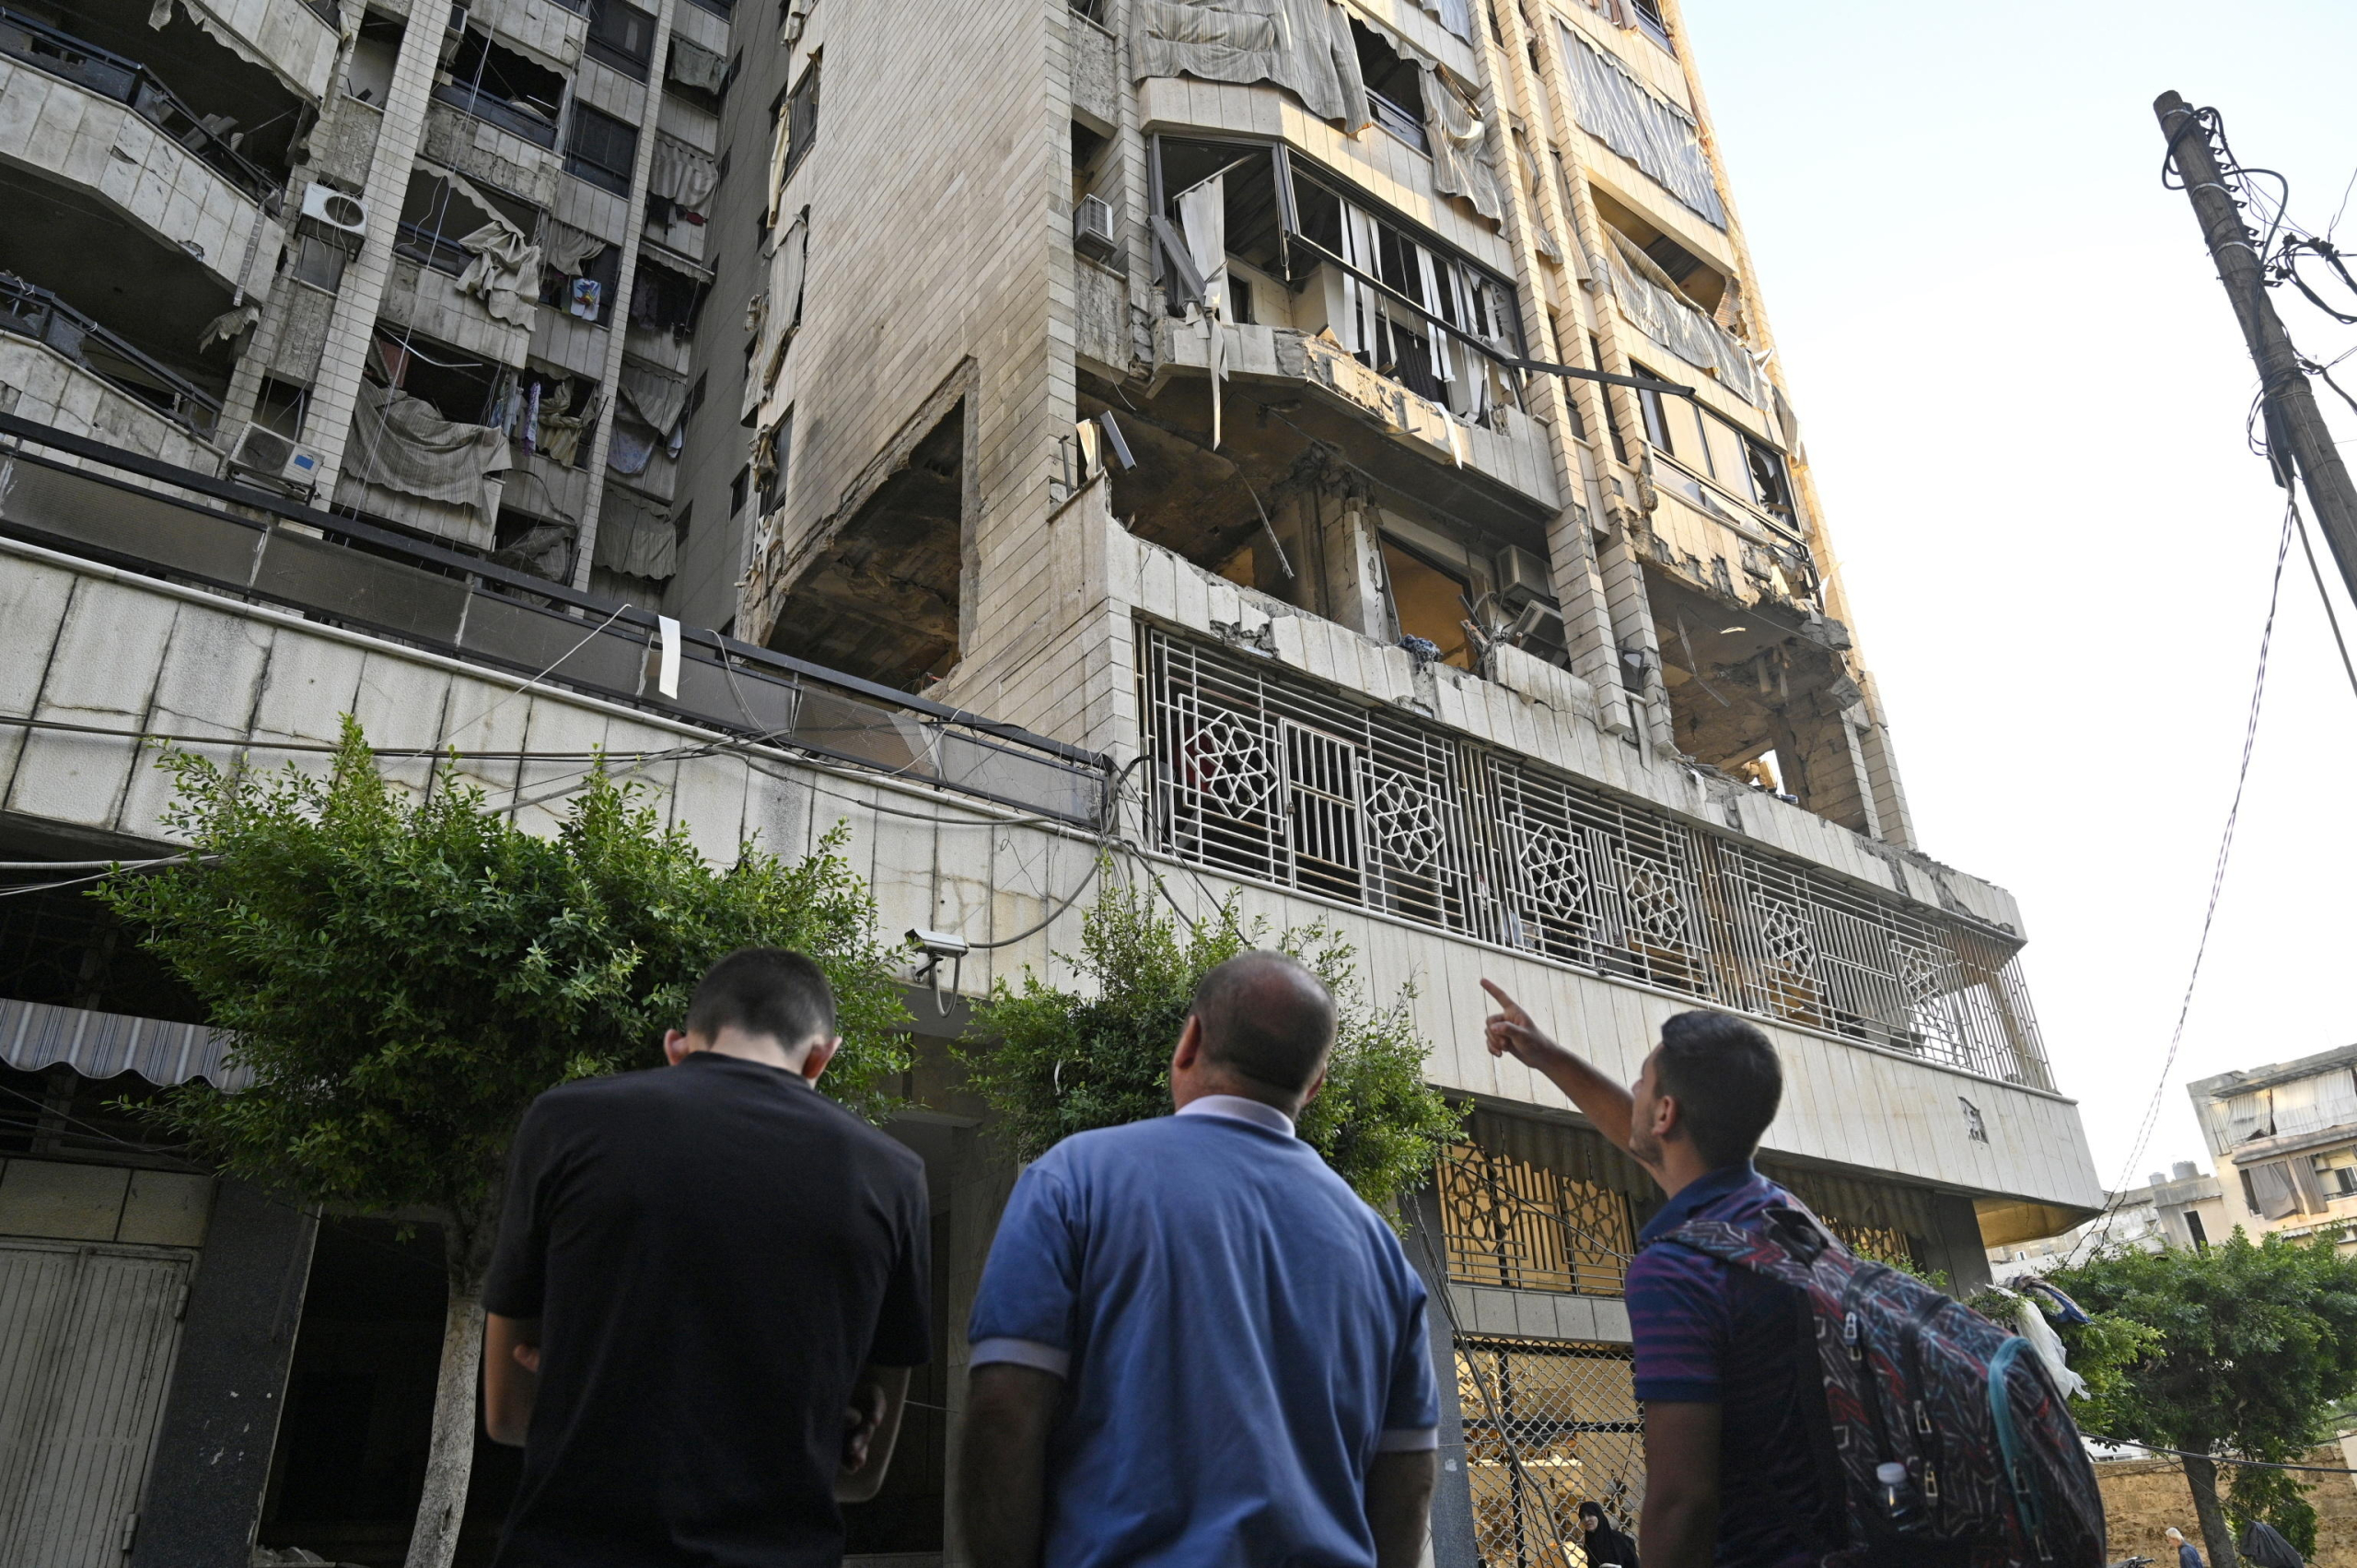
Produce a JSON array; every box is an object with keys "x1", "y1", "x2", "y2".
[{"x1": 1662, "y1": 1203, "x2": 2107, "y2": 1568}]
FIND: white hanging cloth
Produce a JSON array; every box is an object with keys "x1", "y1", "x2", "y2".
[{"x1": 1177, "y1": 173, "x2": 1228, "y2": 447}]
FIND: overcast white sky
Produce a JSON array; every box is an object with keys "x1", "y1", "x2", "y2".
[{"x1": 1675, "y1": 0, "x2": 2357, "y2": 1191}]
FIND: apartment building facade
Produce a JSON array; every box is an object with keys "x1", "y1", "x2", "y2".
[
  {"x1": 0, "y1": 0, "x2": 2104, "y2": 1562},
  {"x1": 2192, "y1": 1045, "x2": 2357, "y2": 1253},
  {"x1": 1989, "y1": 1162, "x2": 2228, "y2": 1276}
]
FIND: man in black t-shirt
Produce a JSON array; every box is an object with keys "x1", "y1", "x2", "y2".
[{"x1": 482, "y1": 947, "x2": 931, "y2": 1567}]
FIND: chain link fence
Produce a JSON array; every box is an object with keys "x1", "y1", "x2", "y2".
[{"x1": 1456, "y1": 1336, "x2": 1643, "y2": 1568}]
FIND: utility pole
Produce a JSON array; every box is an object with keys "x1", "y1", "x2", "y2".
[{"x1": 2156, "y1": 90, "x2": 2357, "y2": 605}]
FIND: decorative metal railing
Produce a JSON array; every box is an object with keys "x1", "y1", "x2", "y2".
[{"x1": 1141, "y1": 627, "x2": 2052, "y2": 1088}]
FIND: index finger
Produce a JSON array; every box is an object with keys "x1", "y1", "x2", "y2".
[{"x1": 1479, "y1": 978, "x2": 1525, "y2": 1016}]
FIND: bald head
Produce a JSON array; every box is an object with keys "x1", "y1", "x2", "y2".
[{"x1": 1190, "y1": 951, "x2": 1337, "y2": 1097}]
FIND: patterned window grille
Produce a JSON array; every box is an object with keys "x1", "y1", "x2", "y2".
[
  {"x1": 1140, "y1": 628, "x2": 2053, "y2": 1089},
  {"x1": 1457, "y1": 1337, "x2": 1644, "y2": 1568},
  {"x1": 1437, "y1": 1143, "x2": 1634, "y2": 1296}
]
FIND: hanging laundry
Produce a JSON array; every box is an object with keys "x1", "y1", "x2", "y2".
[
  {"x1": 570, "y1": 277, "x2": 602, "y2": 319},
  {"x1": 607, "y1": 417, "x2": 659, "y2": 477}
]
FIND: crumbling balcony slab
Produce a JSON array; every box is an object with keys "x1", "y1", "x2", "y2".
[
  {"x1": 0, "y1": 58, "x2": 284, "y2": 302},
  {"x1": 1151, "y1": 316, "x2": 1560, "y2": 507},
  {"x1": 0, "y1": 334, "x2": 219, "y2": 471}
]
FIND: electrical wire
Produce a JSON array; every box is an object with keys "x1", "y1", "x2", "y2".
[
  {"x1": 2080, "y1": 1438, "x2": 2357, "y2": 1477},
  {"x1": 2069, "y1": 505, "x2": 2295, "y2": 1265},
  {"x1": 2293, "y1": 499, "x2": 2357, "y2": 703}
]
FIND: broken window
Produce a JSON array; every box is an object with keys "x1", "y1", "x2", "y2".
[
  {"x1": 540, "y1": 233, "x2": 621, "y2": 324},
  {"x1": 1350, "y1": 19, "x2": 1424, "y2": 152},
  {"x1": 628, "y1": 250, "x2": 709, "y2": 338},
  {"x1": 504, "y1": 367, "x2": 602, "y2": 468},
  {"x1": 367, "y1": 330, "x2": 500, "y2": 424},
  {"x1": 395, "y1": 168, "x2": 512, "y2": 274},
  {"x1": 435, "y1": 29, "x2": 564, "y2": 149},
  {"x1": 1155, "y1": 139, "x2": 1526, "y2": 421},
  {"x1": 1627, "y1": 357, "x2": 1793, "y2": 524},
  {"x1": 780, "y1": 57, "x2": 819, "y2": 188},
  {"x1": 1382, "y1": 540, "x2": 1474, "y2": 669},
  {"x1": 566, "y1": 104, "x2": 639, "y2": 195},
  {"x1": 1626, "y1": 0, "x2": 1671, "y2": 51},
  {"x1": 585, "y1": 0, "x2": 656, "y2": 80}
]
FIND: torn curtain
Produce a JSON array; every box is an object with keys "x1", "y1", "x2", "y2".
[
  {"x1": 594, "y1": 484, "x2": 678, "y2": 578},
  {"x1": 648, "y1": 134, "x2": 719, "y2": 215},
  {"x1": 457, "y1": 220, "x2": 542, "y2": 329},
  {"x1": 1422, "y1": 68, "x2": 1503, "y2": 225},
  {"x1": 1133, "y1": 0, "x2": 1370, "y2": 132},
  {"x1": 345, "y1": 381, "x2": 508, "y2": 520},
  {"x1": 539, "y1": 219, "x2": 608, "y2": 279}
]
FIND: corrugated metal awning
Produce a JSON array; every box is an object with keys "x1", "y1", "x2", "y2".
[{"x1": 0, "y1": 998, "x2": 250, "y2": 1091}]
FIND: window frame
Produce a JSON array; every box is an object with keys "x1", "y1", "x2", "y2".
[{"x1": 564, "y1": 103, "x2": 641, "y2": 196}]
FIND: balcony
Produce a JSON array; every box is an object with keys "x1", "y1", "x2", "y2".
[
  {"x1": 1139, "y1": 622, "x2": 2052, "y2": 1088},
  {"x1": 1150, "y1": 315, "x2": 1557, "y2": 507},
  {"x1": 0, "y1": 43, "x2": 285, "y2": 305},
  {"x1": 0, "y1": 274, "x2": 221, "y2": 468}
]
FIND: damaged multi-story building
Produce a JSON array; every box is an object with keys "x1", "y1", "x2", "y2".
[{"x1": 0, "y1": 0, "x2": 2104, "y2": 1562}]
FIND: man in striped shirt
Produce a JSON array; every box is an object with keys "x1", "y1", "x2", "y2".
[{"x1": 1482, "y1": 984, "x2": 1841, "y2": 1568}]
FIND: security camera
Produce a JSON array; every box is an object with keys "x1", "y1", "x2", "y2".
[{"x1": 906, "y1": 928, "x2": 970, "y2": 960}]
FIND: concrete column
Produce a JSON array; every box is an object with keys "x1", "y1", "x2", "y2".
[
  {"x1": 570, "y1": 0, "x2": 680, "y2": 592},
  {"x1": 130, "y1": 1181, "x2": 318, "y2": 1568},
  {"x1": 1318, "y1": 491, "x2": 1393, "y2": 645},
  {"x1": 300, "y1": 1, "x2": 448, "y2": 494}
]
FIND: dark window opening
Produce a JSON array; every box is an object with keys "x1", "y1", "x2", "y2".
[
  {"x1": 585, "y1": 0, "x2": 657, "y2": 79},
  {"x1": 1629, "y1": 358, "x2": 1672, "y2": 451},
  {"x1": 565, "y1": 104, "x2": 640, "y2": 195},
  {"x1": 1349, "y1": 20, "x2": 1424, "y2": 151},
  {"x1": 780, "y1": 57, "x2": 820, "y2": 187},
  {"x1": 394, "y1": 168, "x2": 497, "y2": 274},
  {"x1": 540, "y1": 234, "x2": 621, "y2": 325},
  {"x1": 758, "y1": 409, "x2": 791, "y2": 514},
  {"x1": 1642, "y1": 233, "x2": 1704, "y2": 285},
  {"x1": 493, "y1": 505, "x2": 575, "y2": 580},
  {"x1": 254, "y1": 376, "x2": 307, "y2": 438},
  {"x1": 1226, "y1": 274, "x2": 1255, "y2": 325},
  {"x1": 368, "y1": 331, "x2": 500, "y2": 424},
  {"x1": 1627, "y1": 0, "x2": 1672, "y2": 50},
  {"x1": 435, "y1": 29, "x2": 564, "y2": 148},
  {"x1": 628, "y1": 254, "x2": 709, "y2": 338},
  {"x1": 682, "y1": 0, "x2": 731, "y2": 17},
  {"x1": 764, "y1": 398, "x2": 965, "y2": 689},
  {"x1": 289, "y1": 231, "x2": 349, "y2": 291},
  {"x1": 2186, "y1": 1210, "x2": 2210, "y2": 1250},
  {"x1": 728, "y1": 464, "x2": 749, "y2": 513}
]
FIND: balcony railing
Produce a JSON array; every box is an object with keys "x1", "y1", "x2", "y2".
[
  {"x1": 0, "y1": 412, "x2": 1110, "y2": 828},
  {"x1": 430, "y1": 79, "x2": 560, "y2": 149},
  {"x1": 0, "y1": 6, "x2": 276, "y2": 200},
  {"x1": 1142, "y1": 626, "x2": 2052, "y2": 1088},
  {"x1": 0, "y1": 274, "x2": 220, "y2": 436}
]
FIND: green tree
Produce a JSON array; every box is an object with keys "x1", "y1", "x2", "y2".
[
  {"x1": 2053, "y1": 1231, "x2": 2357, "y2": 1566},
  {"x1": 957, "y1": 879, "x2": 1465, "y2": 1216},
  {"x1": 99, "y1": 720, "x2": 910, "y2": 1568}
]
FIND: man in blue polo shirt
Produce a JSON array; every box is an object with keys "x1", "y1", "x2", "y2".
[
  {"x1": 1482, "y1": 982, "x2": 1843, "y2": 1568},
  {"x1": 958, "y1": 951, "x2": 1439, "y2": 1568}
]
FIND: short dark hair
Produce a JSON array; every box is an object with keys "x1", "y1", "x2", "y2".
[
  {"x1": 1653, "y1": 1009, "x2": 1782, "y2": 1167},
  {"x1": 1190, "y1": 951, "x2": 1336, "y2": 1095},
  {"x1": 685, "y1": 947, "x2": 835, "y2": 1049}
]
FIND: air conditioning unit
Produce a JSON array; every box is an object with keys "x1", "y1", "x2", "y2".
[
  {"x1": 1494, "y1": 543, "x2": 1552, "y2": 607},
  {"x1": 298, "y1": 181, "x2": 369, "y2": 250},
  {"x1": 1073, "y1": 195, "x2": 1118, "y2": 263},
  {"x1": 226, "y1": 423, "x2": 325, "y2": 497}
]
